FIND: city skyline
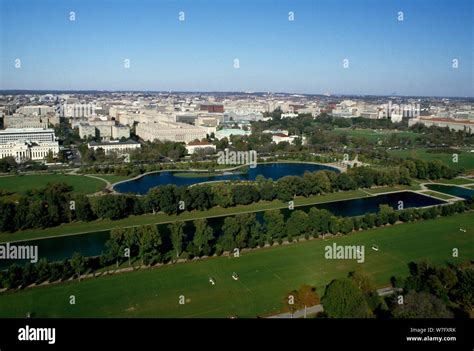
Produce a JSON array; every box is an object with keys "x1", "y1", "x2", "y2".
[{"x1": 1, "y1": 0, "x2": 473, "y2": 97}]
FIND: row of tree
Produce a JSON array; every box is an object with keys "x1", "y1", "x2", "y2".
[{"x1": 1, "y1": 199, "x2": 472, "y2": 290}]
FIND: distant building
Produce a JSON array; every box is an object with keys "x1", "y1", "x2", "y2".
[
  {"x1": 409, "y1": 117, "x2": 474, "y2": 134},
  {"x1": 0, "y1": 128, "x2": 56, "y2": 144},
  {"x1": 136, "y1": 121, "x2": 207, "y2": 143},
  {"x1": 87, "y1": 139, "x2": 141, "y2": 155},
  {"x1": 112, "y1": 124, "x2": 131, "y2": 140},
  {"x1": 17, "y1": 105, "x2": 54, "y2": 116},
  {"x1": 4, "y1": 114, "x2": 49, "y2": 129},
  {"x1": 78, "y1": 123, "x2": 97, "y2": 139},
  {"x1": 200, "y1": 104, "x2": 224, "y2": 113},
  {"x1": 186, "y1": 140, "x2": 216, "y2": 154},
  {"x1": 214, "y1": 128, "x2": 251, "y2": 140},
  {"x1": 79, "y1": 120, "x2": 130, "y2": 140},
  {"x1": 272, "y1": 133, "x2": 293, "y2": 144},
  {"x1": 0, "y1": 141, "x2": 59, "y2": 161}
]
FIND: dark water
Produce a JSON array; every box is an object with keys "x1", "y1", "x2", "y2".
[
  {"x1": 0, "y1": 191, "x2": 445, "y2": 269},
  {"x1": 114, "y1": 163, "x2": 340, "y2": 195},
  {"x1": 426, "y1": 184, "x2": 474, "y2": 201}
]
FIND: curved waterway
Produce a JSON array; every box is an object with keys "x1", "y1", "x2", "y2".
[
  {"x1": 114, "y1": 162, "x2": 341, "y2": 195},
  {"x1": 0, "y1": 191, "x2": 445, "y2": 269}
]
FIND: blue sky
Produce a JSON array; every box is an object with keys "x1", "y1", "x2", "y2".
[{"x1": 0, "y1": 0, "x2": 472, "y2": 96}]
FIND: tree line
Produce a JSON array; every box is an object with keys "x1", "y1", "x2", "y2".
[{"x1": 1, "y1": 199, "x2": 472, "y2": 291}]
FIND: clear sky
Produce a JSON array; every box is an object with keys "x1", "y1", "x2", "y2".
[{"x1": 0, "y1": 0, "x2": 472, "y2": 96}]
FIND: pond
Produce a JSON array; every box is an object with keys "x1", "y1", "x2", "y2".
[{"x1": 113, "y1": 162, "x2": 341, "y2": 195}]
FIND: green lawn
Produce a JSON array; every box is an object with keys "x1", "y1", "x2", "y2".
[
  {"x1": 0, "y1": 190, "x2": 368, "y2": 243},
  {"x1": 434, "y1": 178, "x2": 474, "y2": 185},
  {"x1": 0, "y1": 213, "x2": 472, "y2": 318},
  {"x1": 332, "y1": 128, "x2": 418, "y2": 143},
  {"x1": 0, "y1": 174, "x2": 105, "y2": 196},
  {"x1": 420, "y1": 191, "x2": 455, "y2": 200},
  {"x1": 388, "y1": 149, "x2": 474, "y2": 172},
  {"x1": 363, "y1": 185, "x2": 421, "y2": 194}
]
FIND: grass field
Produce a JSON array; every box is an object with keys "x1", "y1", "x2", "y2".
[
  {"x1": 0, "y1": 213, "x2": 472, "y2": 318},
  {"x1": 362, "y1": 185, "x2": 421, "y2": 194},
  {"x1": 420, "y1": 191, "x2": 455, "y2": 200},
  {"x1": 332, "y1": 128, "x2": 418, "y2": 143},
  {"x1": 0, "y1": 174, "x2": 105, "y2": 196},
  {"x1": 387, "y1": 149, "x2": 474, "y2": 172},
  {"x1": 433, "y1": 178, "x2": 474, "y2": 185},
  {"x1": 0, "y1": 189, "x2": 369, "y2": 243}
]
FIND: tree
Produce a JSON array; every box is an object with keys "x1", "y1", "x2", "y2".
[
  {"x1": 322, "y1": 278, "x2": 372, "y2": 318},
  {"x1": 46, "y1": 150, "x2": 55, "y2": 163},
  {"x1": 169, "y1": 221, "x2": 185, "y2": 260},
  {"x1": 74, "y1": 195, "x2": 95, "y2": 222},
  {"x1": 308, "y1": 208, "x2": 332, "y2": 237},
  {"x1": 452, "y1": 267, "x2": 474, "y2": 310},
  {"x1": 0, "y1": 200, "x2": 15, "y2": 232},
  {"x1": 392, "y1": 291, "x2": 452, "y2": 318},
  {"x1": 286, "y1": 210, "x2": 309, "y2": 241},
  {"x1": 232, "y1": 185, "x2": 259, "y2": 205},
  {"x1": 94, "y1": 195, "x2": 129, "y2": 220},
  {"x1": 138, "y1": 225, "x2": 162, "y2": 265},
  {"x1": 70, "y1": 252, "x2": 86, "y2": 280},
  {"x1": 263, "y1": 210, "x2": 285, "y2": 243},
  {"x1": 192, "y1": 219, "x2": 214, "y2": 256},
  {"x1": 220, "y1": 216, "x2": 239, "y2": 251},
  {"x1": 285, "y1": 284, "x2": 320, "y2": 313},
  {"x1": 158, "y1": 185, "x2": 179, "y2": 214}
]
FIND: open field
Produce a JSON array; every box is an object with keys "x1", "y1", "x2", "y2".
[
  {"x1": 0, "y1": 189, "x2": 369, "y2": 243},
  {"x1": 0, "y1": 174, "x2": 105, "y2": 196},
  {"x1": 362, "y1": 184, "x2": 421, "y2": 194},
  {"x1": 0, "y1": 213, "x2": 472, "y2": 318},
  {"x1": 387, "y1": 149, "x2": 474, "y2": 171},
  {"x1": 331, "y1": 128, "x2": 418, "y2": 143},
  {"x1": 420, "y1": 190, "x2": 455, "y2": 200},
  {"x1": 433, "y1": 177, "x2": 474, "y2": 185}
]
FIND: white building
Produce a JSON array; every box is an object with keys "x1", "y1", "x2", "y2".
[
  {"x1": 135, "y1": 121, "x2": 207, "y2": 143},
  {"x1": 186, "y1": 140, "x2": 216, "y2": 154},
  {"x1": 112, "y1": 124, "x2": 131, "y2": 139},
  {"x1": 272, "y1": 133, "x2": 302, "y2": 144},
  {"x1": 0, "y1": 128, "x2": 56, "y2": 144},
  {"x1": 4, "y1": 114, "x2": 49, "y2": 129},
  {"x1": 408, "y1": 117, "x2": 474, "y2": 134},
  {"x1": 0, "y1": 140, "x2": 59, "y2": 161},
  {"x1": 87, "y1": 139, "x2": 141, "y2": 155},
  {"x1": 17, "y1": 105, "x2": 54, "y2": 116}
]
